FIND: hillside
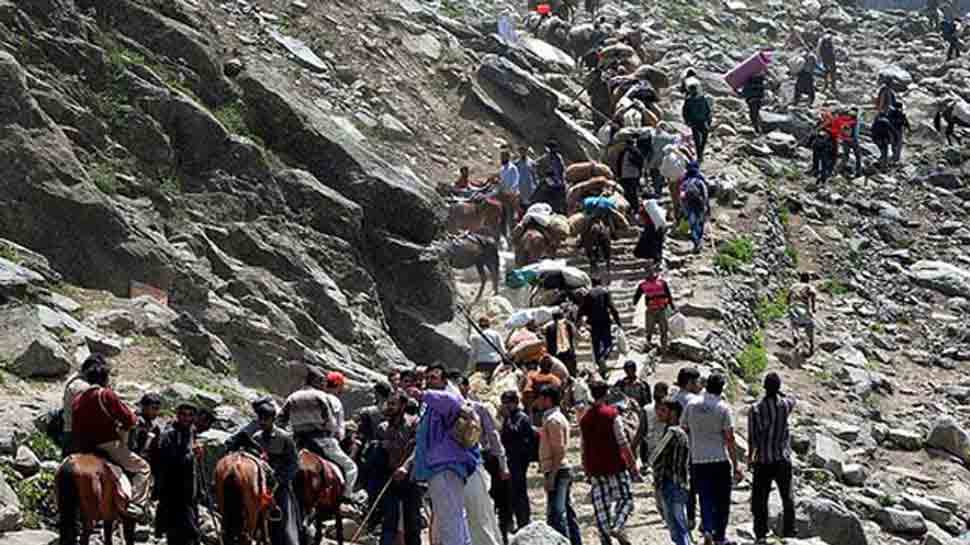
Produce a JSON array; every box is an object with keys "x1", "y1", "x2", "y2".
[{"x1": 2, "y1": 0, "x2": 970, "y2": 543}]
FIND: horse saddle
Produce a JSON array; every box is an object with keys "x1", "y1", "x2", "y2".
[
  {"x1": 66, "y1": 454, "x2": 132, "y2": 510},
  {"x1": 299, "y1": 450, "x2": 344, "y2": 508}
]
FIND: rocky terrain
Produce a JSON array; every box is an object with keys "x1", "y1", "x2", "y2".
[{"x1": 2, "y1": 0, "x2": 970, "y2": 543}]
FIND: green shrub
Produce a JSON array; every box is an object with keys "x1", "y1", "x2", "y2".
[
  {"x1": 213, "y1": 102, "x2": 250, "y2": 136},
  {"x1": 785, "y1": 245, "x2": 799, "y2": 266},
  {"x1": 714, "y1": 237, "x2": 755, "y2": 273},
  {"x1": 90, "y1": 162, "x2": 118, "y2": 194},
  {"x1": 26, "y1": 432, "x2": 60, "y2": 462},
  {"x1": 822, "y1": 278, "x2": 851, "y2": 296},
  {"x1": 0, "y1": 244, "x2": 18, "y2": 262},
  {"x1": 779, "y1": 205, "x2": 791, "y2": 226},
  {"x1": 2, "y1": 467, "x2": 58, "y2": 528},
  {"x1": 755, "y1": 289, "x2": 789, "y2": 323},
  {"x1": 737, "y1": 330, "x2": 768, "y2": 382}
]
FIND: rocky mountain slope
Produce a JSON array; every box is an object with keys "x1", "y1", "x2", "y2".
[{"x1": 2, "y1": 0, "x2": 970, "y2": 543}]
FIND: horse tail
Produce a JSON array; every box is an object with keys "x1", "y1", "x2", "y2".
[
  {"x1": 56, "y1": 461, "x2": 79, "y2": 545},
  {"x1": 934, "y1": 108, "x2": 943, "y2": 133},
  {"x1": 220, "y1": 471, "x2": 243, "y2": 545}
]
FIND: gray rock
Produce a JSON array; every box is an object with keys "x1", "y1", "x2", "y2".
[
  {"x1": 925, "y1": 417, "x2": 970, "y2": 464},
  {"x1": 911, "y1": 261, "x2": 970, "y2": 299},
  {"x1": 509, "y1": 522, "x2": 569, "y2": 545},
  {"x1": 7, "y1": 335, "x2": 72, "y2": 379},
  {"x1": 781, "y1": 497, "x2": 868, "y2": 545},
  {"x1": 469, "y1": 54, "x2": 601, "y2": 162},
  {"x1": 162, "y1": 382, "x2": 224, "y2": 411},
  {"x1": 519, "y1": 37, "x2": 575, "y2": 72},
  {"x1": 922, "y1": 521, "x2": 958, "y2": 545},
  {"x1": 886, "y1": 428, "x2": 924, "y2": 451},
  {"x1": 918, "y1": 171, "x2": 962, "y2": 191},
  {"x1": 679, "y1": 301, "x2": 724, "y2": 320},
  {"x1": 0, "y1": 505, "x2": 23, "y2": 533},
  {"x1": 875, "y1": 507, "x2": 927, "y2": 536},
  {"x1": 12, "y1": 446, "x2": 40, "y2": 477},
  {"x1": 900, "y1": 494, "x2": 952, "y2": 527},
  {"x1": 0, "y1": 428, "x2": 16, "y2": 455},
  {"x1": 0, "y1": 530, "x2": 58, "y2": 545},
  {"x1": 379, "y1": 113, "x2": 414, "y2": 139},
  {"x1": 668, "y1": 337, "x2": 710, "y2": 363},
  {"x1": 810, "y1": 433, "x2": 845, "y2": 475},
  {"x1": 878, "y1": 64, "x2": 915, "y2": 89},
  {"x1": 0, "y1": 258, "x2": 45, "y2": 300},
  {"x1": 841, "y1": 463, "x2": 868, "y2": 486},
  {"x1": 401, "y1": 33, "x2": 442, "y2": 61},
  {"x1": 275, "y1": 169, "x2": 363, "y2": 242},
  {"x1": 268, "y1": 30, "x2": 329, "y2": 73}
]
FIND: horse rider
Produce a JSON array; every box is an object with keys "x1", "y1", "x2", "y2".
[
  {"x1": 252, "y1": 399, "x2": 302, "y2": 545},
  {"x1": 71, "y1": 357, "x2": 152, "y2": 522},
  {"x1": 279, "y1": 367, "x2": 359, "y2": 502},
  {"x1": 153, "y1": 402, "x2": 201, "y2": 545}
]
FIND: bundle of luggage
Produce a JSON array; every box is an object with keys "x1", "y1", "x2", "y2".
[{"x1": 511, "y1": 202, "x2": 570, "y2": 253}]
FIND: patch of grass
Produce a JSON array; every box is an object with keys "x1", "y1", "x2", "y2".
[
  {"x1": 714, "y1": 237, "x2": 755, "y2": 273},
  {"x1": 756, "y1": 289, "x2": 789, "y2": 323},
  {"x1": 158, "y1": 174, "x2": 182, "y2": 193},
  {"x1": 89, "y1": 162, "x2": 119, "y2": 194},
  {"x1": 0, "y1": 244, "x2": 18, "y2": 262},
  {"x1": 813, "y1": 369, "x2": 833, "y2": 383},
  {"x1": 675, "y1": 218, "x2": 690, "y2": 238},
  {"x1": 779, "y1": 204, "x2": 791, "y2": 226},
  {"x1": 0, "y1": 465, "x2": 57, "y2": 528},
  {"x1": 737, "y1": 330, "x2": 768, "y2": 383},
  {"x1": 213, "y1": 101, "x2": 250, "y2": 136},
  {"x1": 821, "y1": 278, "x2": 851, "y2": 296},
  {"x1": 878, "y1": 494, "x2": 895, "y2": 507},
  {"x1": 25, "y1": 432, "x2": 60, "y2": 462},
  {"x1": 785, "y1": 245, "x2": 799, "y2": 266}
]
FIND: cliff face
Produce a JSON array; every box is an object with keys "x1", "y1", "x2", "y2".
[{"x1": 0, "y1": 0, "x2": 476, "y2": 394}]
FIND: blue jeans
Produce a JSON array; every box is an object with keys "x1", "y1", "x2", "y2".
[
  {"x1": 694, "y1": 462, "x2": 732, "y2": 542},
  {"x1": 591, "y1": 326, "x2": 613, "y2": 371},
  {"x1": 546, "y1": 468, "x2": 582, "y2": 545},
  {"x1": 661, "y1": 479, "x2": 692, "y2": 545},
  {"x1": 686, "y1": 208, "x2": 705, "y2": 248}
]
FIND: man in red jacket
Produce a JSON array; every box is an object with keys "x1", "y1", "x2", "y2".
[
  {"x1": 580, "y1": 381, "x2": 637, "y2": 545},
  {"x1": 72, "y1": 358, "x2": 151, "y2": 521}
]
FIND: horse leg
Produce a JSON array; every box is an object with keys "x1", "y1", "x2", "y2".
[
  {"x1": 123, "y1": 519, "x2": 135, "y2": 545},
  {"x1": 333, "y1": 503, "x2": 343, "y2": 545},
  {"x1": 57, "y1": 467, "x2": 80, "y2": 545},
  {"x1": 104, "y1": 520, "x2": 114, "y2": 545}
]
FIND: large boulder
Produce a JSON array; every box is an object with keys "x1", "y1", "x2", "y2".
[
  {"x1": 238, "y1": 61, "x2": 444, "y2": 244},
  {"x1": 468, "y1": 54, "x2": 602, "y2": 162},
  {"x1": 274, "y1": 169, "x2": 363, "y2": 242},
  {"x1": 875, "y1": 508, "x2": 927, "y2": 536},
  {"x1": 0, "y1": 530, "x2": 58, "y2": 545},
  {"x1": 0, "y1": 306, "x2": 72, "y2": 378},
  {"x1": 779, "y1": 497, "x2": 869, "y2": 545},
  {"x1": 519, "y1": 37, "x2": 575, "y2": 73},
  {"x1": 925, "y1": 417, "x2": 970, "y2": 464},
  {"x1": 509, "y1": 522, "x2": 569, "y2": 545},
  {"x1": 910, "y1": 261, "x2": 970, "y2": 299},
  {"x1": 0, "y1": 474, "x2": 22, "y2": 533},
  {"x1": 0, "y1": 52, "x2": 179, "y2": 296}
]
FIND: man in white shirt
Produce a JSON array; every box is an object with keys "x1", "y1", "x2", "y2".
[
  {"x1": 497, "y1": 149, "x2": 520, "y2": 243},
  {"x1": 468, "y1": 316, "x2": 507, "y2": 377}
]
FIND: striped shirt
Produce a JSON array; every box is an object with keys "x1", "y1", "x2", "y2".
[
  {"x1": 651, "y1": 425, "x2": 690, "y2": 488},
  {"x1": 748, "y1": 395, "x2": 796, "y2": 464}
]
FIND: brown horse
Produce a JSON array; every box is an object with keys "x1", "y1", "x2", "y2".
[
  {"x1": 447, "y1": 197, "x2": 503, "y2": 235},
  {"x1": 438, "y1": 233, "x2": 500, "y2": 301},
  {"x1": 215, "y1": 452, "x2": 273, "y2": 545},
  {"x1": 582, "y1": 215, "x2": 613, "y2": 277},
  {"x1": 56, "y1": 455, "x2": 135, "y2": 545},
  {"x1": 294, "y1": 450, "x2": 344, "y2": 545},
  {"x1": 514, "y1": 228, "x2": 550, "y2": 267}
]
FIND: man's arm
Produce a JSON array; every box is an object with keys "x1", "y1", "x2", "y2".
[
  {"x1": 104, "y1": 390, "x2": 137, "y2": 429},
  {"x1": 632, "y1": 286, "x2": 643, "y2": 307},
  {"x1": 747, "y1": 407, "x2": 756, "y2": 465},
  {"x1": 607, "y1": 293, "x2": 622, "y2": 325},
  {"x1": 279, "y1": 435, "x2": 300, "y2": 484},
  {"x1": 664, "y1": 283, "x2": 675, "y2": 311},
  {"x1": 612, "y1": 414, "x2": 636, "y2": 470},
  {"x1": 478, "y1": 406, "x2": 509, "y2": 474}
]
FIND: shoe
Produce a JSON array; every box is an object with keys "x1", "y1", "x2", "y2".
[{"x1": 609, "y1": 529, "x2": 633, "y2": 545}]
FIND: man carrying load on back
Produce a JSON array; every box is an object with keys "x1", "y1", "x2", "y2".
[
  {"x1": 682, "y1": 80, "x2": 713, "y2": 164},
  {"x1": 680, "y1": 162, "x2": 709, "y2": 254}
]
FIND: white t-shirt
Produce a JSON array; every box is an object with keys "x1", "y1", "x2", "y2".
[{"x1": 683, "y1": 393, "x2": 734, "y2": 464}]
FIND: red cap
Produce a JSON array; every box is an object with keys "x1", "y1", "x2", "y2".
[
  {"x1": 326, "y1": 371, "x2": 346, "y2": 388},
  {"x1": 537, "y1": 4, "x2": 551, "y2": 15}
]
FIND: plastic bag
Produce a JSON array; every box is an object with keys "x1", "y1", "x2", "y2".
[
  {"x1": 643, "y1": 199, "x2": 667, "y2": 231},
  {"x1": 505, "y1": 309, "x2": 534, "y2": 329},
  {"x1": 561, "y1": 267, "x2": 591, "y2": 289},
  {"x1": 614, "y1": 326, "x2": 628, "y2": 355},
  {"x1": 669, "y1": 312, "x2": 687, "y2": 340}
]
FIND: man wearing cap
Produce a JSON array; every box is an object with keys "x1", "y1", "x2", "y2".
[
  {"x1": 581, "y1": 380, "x2": 637, "y2": 545},
  {"x1": 153, "y1": 402, "x2": 200, "y2": 545},
  {"x1": 499, "y1": 391, "x2": 534, "y2": 541},
  {"x1": 252, "y1": 400, "x2": 302, "y2": 545},
  {"x1": 413, "y1": 366, "x2": 479, "y2": 545},
  {"x1": 633, "y1": 265, "x2": 676, "y2": 354},
  {"x1": 225, "y1": 396, "x2": 277, "y2": 452}
]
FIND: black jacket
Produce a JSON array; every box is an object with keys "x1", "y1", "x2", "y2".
[{"x1": 153, "y1": 424, "x2": 199, "y2": 539}]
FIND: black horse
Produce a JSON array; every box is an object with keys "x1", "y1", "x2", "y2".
[
  {"x1": 934, "y1": 101, "x2": 970, "y2": 145},
  {"x1": 439, "y1": 233, "x2": 500, "y2": 301}
]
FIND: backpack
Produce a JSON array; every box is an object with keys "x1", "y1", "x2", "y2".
[
  {"x1": 450, "y1": 402, "x2": 482, "y2": 449},
  {"x1": 684, "y1": 176, "x2": 706, "y2": 210}
]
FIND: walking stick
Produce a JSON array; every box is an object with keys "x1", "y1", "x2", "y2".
[{"x1": 349, "y1": 453, "x2": 415, "y2": 543}]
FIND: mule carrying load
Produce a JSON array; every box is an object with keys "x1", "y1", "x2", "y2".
[{"x1": 510, "y1": 203, "x2": 570, "y2": 266}]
